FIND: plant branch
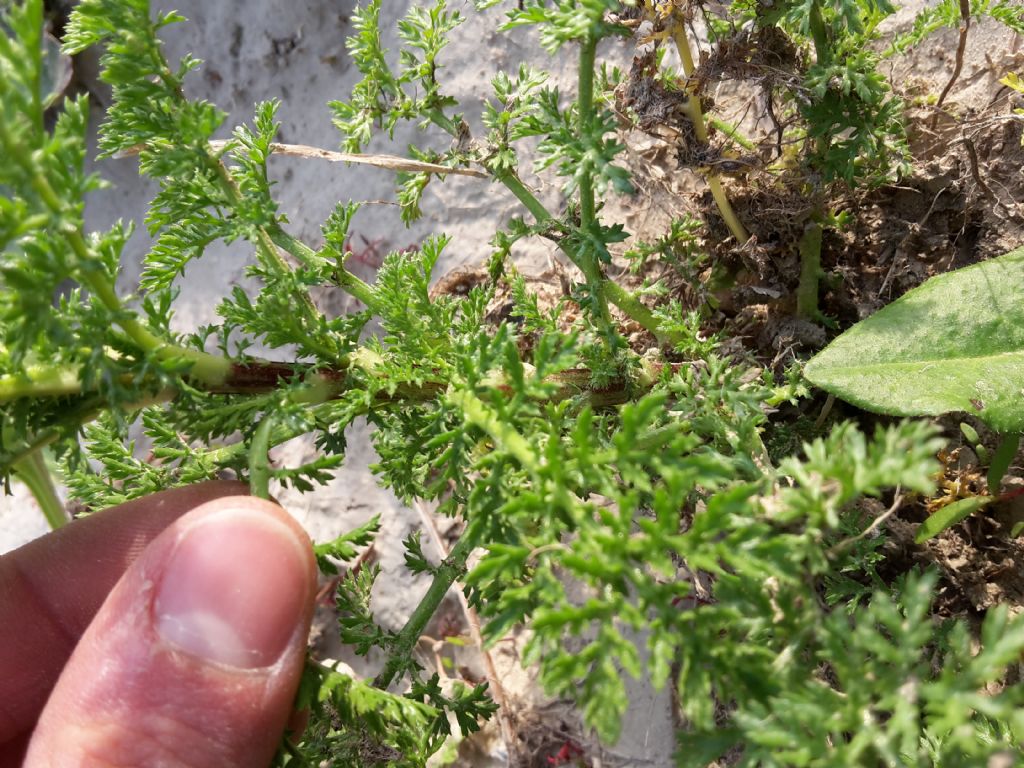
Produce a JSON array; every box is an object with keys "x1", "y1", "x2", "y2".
[
  {"x1": 575, "y1": 34, "x2": 615, "y2": 335},
  {"x1": 412, "y1": 499, "x2": 518, "y2": 759},
  {"x1": 2, "y1": 357, "x2": 688, "y2": 480},
  {"x1": 1, "y1": 356, "x2": 686, "y2": 409},
  {"x1": 708, "y1": 117, "x2": 758, "y2": 152},
  {"x1": 0, "y1": 117, "x2": 233, "y2": 387},
  {"x1": 373, "y1": 523, "x2": 479, "y2": 689},
  {"x1": 932, "y1": 0, "x2": 970, "y2": 125},
  {"x1": 268, "y1": 225, "x2": 378, "y2": 311},
  {"x1": 447, "y1": 388, "x2": 540, "y2": 472},
  {"x1": 427, "y1": 106, "x2": 684, "y2": 347},
  {"x1": 248, "y1": 414, "x2": 275, "y2": 499},
  {"x1": 807, "y1": 1, "x2": 830, "y2": 65},
  {"x1": 670, "y1": 23, "x2": 749, "y2": 244},
  {"x1": 148, "y1": 47, "x2": 329, "y2": 347}
]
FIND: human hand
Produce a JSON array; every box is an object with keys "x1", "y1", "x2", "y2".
[{"x1": 0, "y1": 481, "x2": 316, "y2": 767}]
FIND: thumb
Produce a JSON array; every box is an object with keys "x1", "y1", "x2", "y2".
[{"x1": 24, "y1": 496, "x2": 316, "y2": 768}]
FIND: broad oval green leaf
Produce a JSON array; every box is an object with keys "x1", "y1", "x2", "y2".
[
  {"x1": 915, "y1": 495, "x2": 993, "y2": 543},
  {"x1": 805, "y1": 247, "x2": 1024, "y2": 431}
]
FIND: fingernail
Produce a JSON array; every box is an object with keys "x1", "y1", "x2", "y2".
[{"x1": 154, "y1": 508, "x2": 310, "y2": 669}]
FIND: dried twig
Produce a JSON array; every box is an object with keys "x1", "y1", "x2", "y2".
[
  {"x1": 826, "y1": 489, "x2": 903, "y2": 558},
  {"x1": 121, "y1": 140, "x2": 490, "y2": 178}
]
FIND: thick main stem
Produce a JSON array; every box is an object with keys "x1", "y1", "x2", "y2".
[
  {"x1": 575, "y1": 35, "x2": 615, "y2": 335},
  {"x1": 796, "y1": 221, "x2": 823, "y2": 319}
]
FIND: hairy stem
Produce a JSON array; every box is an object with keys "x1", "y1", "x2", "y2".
[
  {"x1": 577, "y1": 39, "x2": 597, "y2": 232},
  {"x1": 807, "y1": 0, "x2": 830, "y2": 65},
  {"x1": 248, "y1": 414, "x2": 276, "y2": 499},
  {"x1": 796, "y1": 221, "x2": 823, "y2": 319},
  {"x1": 708, "y1": 116, "x2": 758, "y2": 152},
  {"x1": 495, "y1": 169, "x2": 556, "y2": 224},
  {"x1": 373, "y1": 525, "x2": 478, "y2": 689}
]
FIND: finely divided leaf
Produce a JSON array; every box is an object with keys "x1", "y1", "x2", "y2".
[{"x1": 805, "y1": 247, "x2": 1024, "y2": 431}]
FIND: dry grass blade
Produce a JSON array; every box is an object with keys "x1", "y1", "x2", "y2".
[{"x1": 211, "y1": 140, "x2": 490, "y2": 178}]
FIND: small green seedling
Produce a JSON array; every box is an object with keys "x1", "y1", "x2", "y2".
[{"x1": 960, "y1": 422, "x2": 990, "y2": 464}]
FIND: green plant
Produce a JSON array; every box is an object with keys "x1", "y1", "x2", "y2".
[
  {"x1": 806, "y1": 248, "x2": 1024, "y2": 537},
  {"x1": 3, "y1": 0, "x2": 1024, "y2": 766},
  {"x1": 1002, "y1": 72, "x2": 1024, "y2": 146},
  {"x1": 633, "y1": 0, "x2": 1022, "y2": 320},
  {"x1": 805, "y1": 247, "x2": 1024, "y2": 433}
]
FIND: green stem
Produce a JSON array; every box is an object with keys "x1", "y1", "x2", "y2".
[
  {"x1": 427, "y1": 106, "x2": 682, "y2": 347},
  {"x1": 671, "y1": 25, "x2": 749, "y2": 244},
  {"x1": 577, "y1": 38, "x2": 597, "y2": 233},
  {"x1": 2, "y1": 396, "x2": 116, "y2": 470},
  {"x1": 268, "y1": 225, "x2": 378, "y2": 311},
  {"x1": 151, "y1": 48, "x2": 326, "y2": 349},
  {"x1": 708, "y1": 117, "x2": 758, "y2": 152},
  {"x1": 426, "y1": 108, "x2": 459, "y2": 136},
  {"x1": 808, "y1": 1, "x2": 830, "y2": 66},
  {"x1": 82, "y1": 270, "x2": 231, "y2": 383},
  {"x1": 249, "y1": 414, "x2": 275, "y2": 499},
  {"x1": 373, "y1": 524, "x2": 478, "y2": 689},
  {"x1": 575, "y1": 35, "x2": 615, "y2": 335},
  {"x1": 247, "y1": 376, "x2": 338, "y2": 498},
  {"x1": 494, "y1": 170, "x2": 555, "y2": 224},
  {"x1": 16, "y1": 155, "x2": 233, "y2": 385},
  {"x1": 601, "y1": 281, "x2": 671, "y2": 345},
  {"x1": 796, "y1": 221, "x2": 823, "y2": 320},
  {"x1": 0, "y1": 365, "x2": 83, "y2": 401},
  {"x1": 12, "y1": 449, "x2": 67, "y2": 529}
]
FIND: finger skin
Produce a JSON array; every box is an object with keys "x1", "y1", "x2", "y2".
[
  {"x1": 0, "y1": 480, "x2": 248, "y2": 756},
  {"x1": 23, "y1": 495, "x2": 316, "y2": 768}
]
